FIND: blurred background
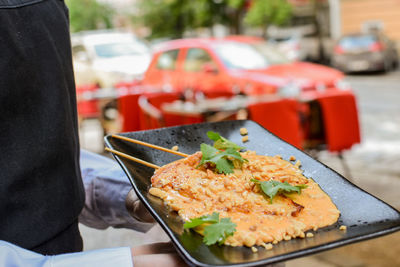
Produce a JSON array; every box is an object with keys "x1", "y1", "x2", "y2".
[{"x1": 67, "y1": 0, "x2": 400, "y2": 266}]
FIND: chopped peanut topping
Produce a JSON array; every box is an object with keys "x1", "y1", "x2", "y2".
[
  {"x1": 284, "y1": 235, "x2": 291, "y2": 241},
  {"x1": 263, "y1": 243, "x2": 273, "y2": 250},
  {"x1": 150, "y1": 151, "x2": 339, "y2": 247}
]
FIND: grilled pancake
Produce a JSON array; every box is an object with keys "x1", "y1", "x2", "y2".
[{"x1": 149, "y1": 151, "x2": 340, "y2": 247}]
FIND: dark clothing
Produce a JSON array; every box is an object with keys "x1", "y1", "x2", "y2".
[
  {"x1": 32, "y1": 219, "x2": 83, "y2": 255},
  {"x1": 0, "y1": 0, "x2": 85, "y2": 255}
]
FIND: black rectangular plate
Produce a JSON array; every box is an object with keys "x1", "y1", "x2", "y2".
[{"x1": 105, "y1": 120, "x2": 400, "y2": 267}]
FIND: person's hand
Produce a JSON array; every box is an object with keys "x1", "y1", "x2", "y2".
[
  {"x1": 125, "y1": 189, "x2": 155, "y2": 223},
  {"x1": 131, "y1": 242, "x2": 187, "y2": 267}
]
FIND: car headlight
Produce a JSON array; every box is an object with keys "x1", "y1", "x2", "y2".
[
  {"x1": 279, "y1": 82, "x2": 301, "y2": 97},
  {"x1": 316, "y1": 83, "x2": 326, "y2": 91},
  {"x1": 335, "y1": 79, "x2": 351, "y2": 91}
]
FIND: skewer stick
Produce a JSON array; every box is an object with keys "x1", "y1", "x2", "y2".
[
  {"x1": 111, "y1": 134, "x2": 189, "y2": 158},
  {"x1": 105, "y1": 147, "x2": 160, "y2": 169}
]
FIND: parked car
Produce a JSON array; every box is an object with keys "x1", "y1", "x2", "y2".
[
  {"x1": 71, "y1": 30, "x2": 151, "y2": 88},
  {"x1": 267, "y1": 25, "x2": 334, "y2": 64},
  {"x1": 331, "y1": 32, "x2": 398, "y2": 73},
  {"x1": 140, "y1": 37, "x2": 347, "y2": 96}
]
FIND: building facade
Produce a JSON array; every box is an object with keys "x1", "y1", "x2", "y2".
[{"x1": 340, "y1": 0, "x2": 400, "y2": 42}]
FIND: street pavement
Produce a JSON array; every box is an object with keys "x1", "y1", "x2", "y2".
[{"x1": 79, "y1": 70, "x2": 400, "y2": 266}]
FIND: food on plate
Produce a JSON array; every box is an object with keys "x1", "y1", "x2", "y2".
[
  {"x1": 240, "y1": 127, "x2": 249, "y2": 142},
  {"x1": 149, "y1": 131, "x2": 340, "y2": 248}
]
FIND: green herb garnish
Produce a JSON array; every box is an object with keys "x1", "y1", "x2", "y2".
[
  {"x1": 184, "y1": 212, "x2": 237, "y2": 245},
  {"x1": 251, "y1": 179, "x2": 307, "y2": 203},
  {"x1": 207, "y1": 131, "x2": 245, "y2": 151},
  {"x1": 183, "y1": 212, "x2": 219, "y2": 229},
  {"x1": 199, "y1": 144, "x2": 245, "y2": 174},
  {"x1": 198, "y1": 132, "x2": 247, "y2": 174}
]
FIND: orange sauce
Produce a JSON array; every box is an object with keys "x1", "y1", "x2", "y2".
[{"x1": 149, "y1": 151, "x2": 340, "y2": 247}]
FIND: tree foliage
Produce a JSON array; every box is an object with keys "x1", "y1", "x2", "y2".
[
  {"x1": 134, "y1": 0, "x2": 236, "y2": 39},
  {"x1": 244, "y1": 0, "x2": 292, "y2": 27},
  {"x1": 134, "y1": 0, "x2": 292, "y2": 39},
  {"x1": 134, "y1": 0, "x2": 194, "y2": 39},
  {"x1": 66, "y1": 0, "x2": 114, "y2": 33}
]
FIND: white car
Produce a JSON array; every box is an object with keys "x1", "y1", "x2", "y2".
[{"x1": 71, "y1": 30, "x2": 151, "y2": 88}]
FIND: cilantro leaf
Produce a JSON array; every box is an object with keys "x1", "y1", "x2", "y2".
[
  {"x1": 183, "y1": 212, "x2": 219, "y2": 229},
  {"x1": 199, "y1": 144, "x2": 218, "y2": 165},
  {"x1": 199, "y1": 144, "x2": 245, "y2": 174},
  {"x1": 206, "y1": 131, "x2": 221, "y2": 141},
  {"x1": 203, "y1": 217, "x2": 237, "y2": 245},
  {"x1": 213, "y1": 157, "x2": 234, "y2": 174},
  {"x1": 207, "y1": 131, "x2": 244, "y2": 151},
  {"x1": 251, "y1": 179, "x2": 307, "y2": 203},
  {"x1": 184, "y1": 213, "x2": 237, "y2": 246},
  {"x1": 199, "y1": 132, "x2": 248, "y2": 174}
]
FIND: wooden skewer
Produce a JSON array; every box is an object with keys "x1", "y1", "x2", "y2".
[
  {"x1": 111, "y1": 134, "x2": 189, "y2": 158},
  {"x1": 105, "y1": 147, "x2": 160, "y2": 169}
]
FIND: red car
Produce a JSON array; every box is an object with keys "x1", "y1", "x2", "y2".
[{"x1": 141, "y1": 37, "x2": 349, "y2": 96}]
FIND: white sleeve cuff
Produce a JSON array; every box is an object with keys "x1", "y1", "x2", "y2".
[{"x1": 50, "y1": 247, "x2": 133, "y2": 267}]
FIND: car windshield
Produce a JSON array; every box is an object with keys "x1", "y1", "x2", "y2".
[
  {"x1": 339, "y1": 35, "x2": 377, "y2": 50},
  {"x1": 94, "y1": 41, "x2": 149, "y2": 58},
  {"x1": 250, "y1": 42, "x2": 291, "y2": 64},
  {"x1": 213, "y1": 42, "x2": 269, "y2": 70}
]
